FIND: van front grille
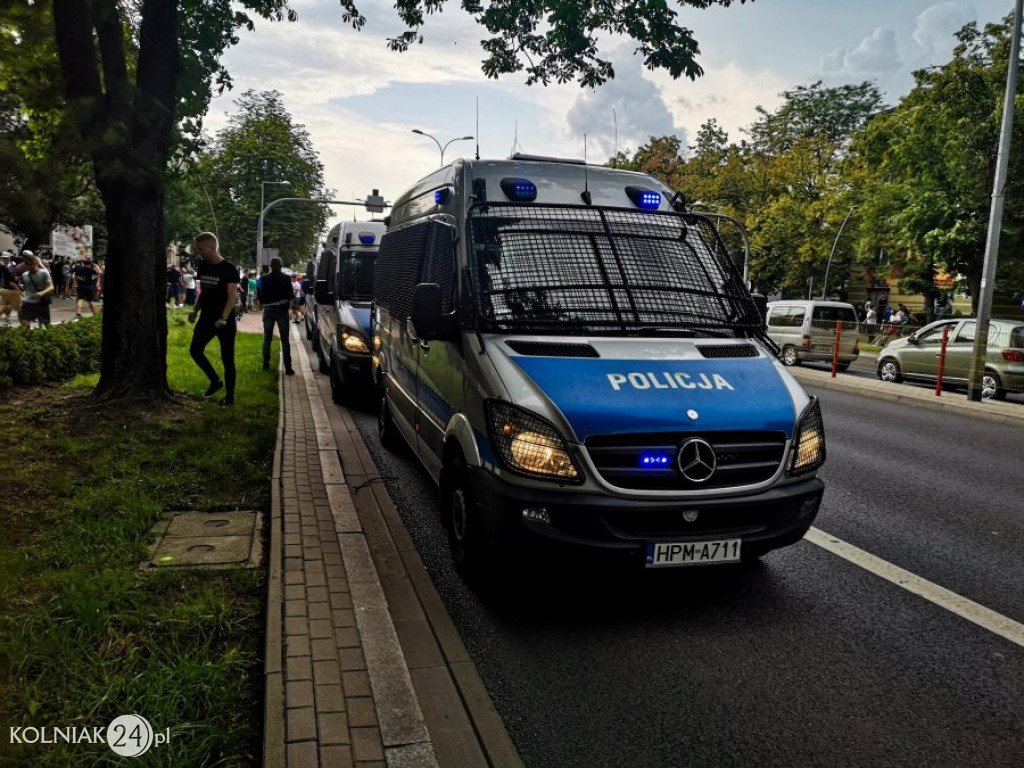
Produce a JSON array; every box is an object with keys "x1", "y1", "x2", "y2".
[{"x1": 584, "y1": 431, "x2": 787, "y2": 491}]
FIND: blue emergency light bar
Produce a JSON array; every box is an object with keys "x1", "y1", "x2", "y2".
[
  {"x1": 500, "y1": 177, "x2": 538, "y2": 202},
  {"x1": 359, "y1": 234, "x2": 375, "y2": 245},
  {"x1": 625, "y1": 186, "x2": 662, "y2": 210}
]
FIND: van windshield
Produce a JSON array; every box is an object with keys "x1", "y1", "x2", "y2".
[
  {"x1": 467, "y1": 203, "x2": 760, "y2": 335},
  {"x1": 337, "y1": 249, "x2": 374, "y2": 299}
]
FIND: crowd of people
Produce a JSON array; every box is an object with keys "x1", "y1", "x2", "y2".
[
  {"x1": 166, "y1": 262, "x2": 306, "y2": 325},
  {"x1": 0, "y1": 248, "x2": 106, "y2": 329}
]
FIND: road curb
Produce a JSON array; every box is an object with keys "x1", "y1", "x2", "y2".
[
  {"x1": 263, "y1": 362, "x2": 286, "y2": 768},
  {"x1": 788, "y1": 367, "x2": 1024, "y2": 427}
]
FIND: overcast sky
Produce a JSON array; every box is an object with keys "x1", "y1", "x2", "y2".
[{"x1": 204, "y1": 0, "x2": 1013, "y2": 234}]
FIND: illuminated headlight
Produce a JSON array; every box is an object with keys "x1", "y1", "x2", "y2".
[
  {"x1": 789, "y1": 397, "x2": 826, "y2": 475},
  {"x1": 342, "y1": 331, "x2": 369, "y2": 354},
  {"x1": 486, "y1": 401, "x2": 581, "y2": 482}
]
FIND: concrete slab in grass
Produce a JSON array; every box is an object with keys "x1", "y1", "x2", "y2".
[{"x1": 146, "y1": 510, "x2": 263, "y2": 569}]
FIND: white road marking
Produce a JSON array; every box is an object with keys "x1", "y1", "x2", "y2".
[{"x1": 806, "y1": 527, "x2": 1024, "y2": 649}]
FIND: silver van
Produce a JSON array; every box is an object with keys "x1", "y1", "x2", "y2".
[
  {"x1": 373, "y1": 157, "x2": 826, "y2": 577},
  {"x1": 314, "y1": 221, "x2": 386, "y2": 402},
  {"x1": 766, "y1": 300, "x2": 860, "y2": 370}
]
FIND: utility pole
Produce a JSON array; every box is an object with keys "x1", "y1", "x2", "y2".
[{"x1": 968, "y1": 0, "x2": 1023, "y2": 401}]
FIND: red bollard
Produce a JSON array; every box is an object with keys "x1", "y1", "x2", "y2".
[
  {"x1": 832, "y1": 320, "x2": 843, "y2": 378},
  {"x1": 935, "y1": 325, "x2": 951, "y2": 396}
]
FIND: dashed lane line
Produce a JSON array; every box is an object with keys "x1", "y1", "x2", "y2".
[{"x1": 806, "y1": 527, "x2": 1024, "y2": 649}]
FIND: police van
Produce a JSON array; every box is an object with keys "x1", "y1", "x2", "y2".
[
  {"x1": 372, "y1": 156, "x2": 826, "y2": 576},
  {"x1": 314, "y1": 220, "x2": 387, "y2": 402}
]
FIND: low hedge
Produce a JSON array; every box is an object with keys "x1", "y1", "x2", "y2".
[{"x1": 0, "y1": 316, "x2": 102, "y2": 388}]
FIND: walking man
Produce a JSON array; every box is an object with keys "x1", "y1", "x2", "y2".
[
  {"x1": 188, "y1": 232, "x2": 239, "y2": 406},
  {"x1": 73, "y1": 256, "x2": 102, "y2": 318},
  {"x1": 260, "y1": 257, "x2": 295, "y2": 375},
  {"x1": 19, "y1": 253, "x2": 54, "y2": 328}
]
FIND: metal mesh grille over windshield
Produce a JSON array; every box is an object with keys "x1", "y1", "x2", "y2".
[{"x1": 467, "y1": 204, "x2": 759, "y2": 333}]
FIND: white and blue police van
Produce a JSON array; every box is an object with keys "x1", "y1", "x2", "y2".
[
  {"x1": 372, "y1": 155, "x2": 825, "y2": 577},
  {"x1": 314, "y1": 220, "x2": 387, "y2": 402}
]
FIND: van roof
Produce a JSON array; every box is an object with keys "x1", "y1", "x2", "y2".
[
  {"x1": 392, "y1": 157, "x2": 680, "y2": 213},
  {"x1": 767, "y1": 300, "x2": 857, "y2": 308}
]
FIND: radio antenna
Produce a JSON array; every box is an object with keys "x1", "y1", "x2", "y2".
[
  {"x1": 581, "y1": 133, "x2": 592, "y2": 205},
  {"x1": 475, "y1": 97, "x2": 480, "y2": 160},
  {"x1": 612, "y1": 107, "x2": 618, "y2": 168}
]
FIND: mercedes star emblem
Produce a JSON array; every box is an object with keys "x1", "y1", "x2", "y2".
[
  {"x1": 687, "y1": 409, "x2": 699, "y2": 421},
  {"x1": 677, "y1": 438, "x2": 717, "y2": 483}
]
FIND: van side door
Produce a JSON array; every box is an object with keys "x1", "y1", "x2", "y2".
[
  {"x1": 413, "y1": 221, "x2": 459, "y2": 479},
  {"x1": 375, "y1": 223, "x2": 430, "y2": 454}
]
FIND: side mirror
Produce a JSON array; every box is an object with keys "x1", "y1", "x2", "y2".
[
  {"x1": 750, "y1": 292, "x2": 768, "y2": 323},
  {"x1": 411, "y1": 282, "x2": 442, "y2": 339},
  {"x1": 313, "y1": 279, "x2": 332, "y2": 305}
]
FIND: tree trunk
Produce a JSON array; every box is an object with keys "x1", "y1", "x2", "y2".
[{"x1": 94, "y1": 184, "x2": 169, "y2": 399}]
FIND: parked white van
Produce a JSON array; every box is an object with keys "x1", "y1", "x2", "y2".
[
  {"x1": 765, "y1": 300, "x2": 861, "y2": 370},
  {"x1": 314, "y1": 220, "x2": 387, "y2": 402},
  {"x1": 373, "y1": 156, "x2": 826, "y2": 577}
]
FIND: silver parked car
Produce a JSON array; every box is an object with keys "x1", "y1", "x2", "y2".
[
  {"x1": 766, "y1": 300, "x2": 861, "y2": 370},
  {"x1": 876, "y1": 317, "x2": 1024, "y2": 399}
]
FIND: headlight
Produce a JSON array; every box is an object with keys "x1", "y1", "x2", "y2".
[
  {"x1": 342, "y1": 331, "x2": 369, "y2": 354},
  {"x1": 789, "y1": 396, "x2": 826, "y2": 475},
  {"x1": 486, "y1": 401, "x2": 581, "y2": 482}
]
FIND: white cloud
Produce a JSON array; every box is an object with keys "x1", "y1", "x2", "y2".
[
  {"x1": 910, "y1": 1, "x2": 978, "y2": 62},
  {"x1": 820, "y1": 27, "x2": 902, "y2": 76},
  {"x1": 564, "y1": 48, "x2": 684, "y2": 159}
]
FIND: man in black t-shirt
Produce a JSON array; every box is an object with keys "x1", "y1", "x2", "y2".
[
  {"x1": 166, "y1": 264, "x2": 182, "y2": 306},
  {"x1": 73, "y1": 257, "x2": 101, "y2": 318},
  {"x1": 188, "y1": 232, "x2": 240, "y2": 406}
]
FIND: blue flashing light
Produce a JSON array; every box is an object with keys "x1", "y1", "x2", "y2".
[
  {"x1": 625, "y1": 186, "x2": 663, "y2": 210},
  {"x1": 640, "y1": 454, "x2": 672, "y2": 467},
  {"x1": 434, "y1": 190, "x2": 444, "y2": 205},
  {"x1": 359, "y1": 234, "x2": 375, "y2": 245},
  {"x1": 500, "y1": 177, "x2": 538, "y2": 202}
]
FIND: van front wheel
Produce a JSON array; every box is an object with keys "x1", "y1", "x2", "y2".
[
  {"x1": 444, "y1": 459, "x2": 490, "y2": 580},
  {"x1": 377, "y1": 384, "x2": 401, "y2": 451},
  {"x1": 781, "y1": 346, "x2": 801, "y2": 366}
]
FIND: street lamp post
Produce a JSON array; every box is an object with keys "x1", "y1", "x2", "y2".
[
  {"x1": 821, "y1": 205, "x2": 857, "y2": 299},
  {"x1": 411, "y1": 129, "x2": 474, "y2": 166},
  {"x1": 256, "y1": 180, "x2": 290, "y2": 266}
]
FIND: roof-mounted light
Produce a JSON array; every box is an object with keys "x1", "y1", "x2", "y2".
[
  {"x1": 500, "y1": 177, "x2": 537, "y2": 202},
  {"x1": 434, "y1": 189, "x2": 451, "y2": 206},
  {"x1": 625, "y1": 186, "x2": 662, "y2": 210},
  {"x1": 358, "y1": 232, "x2": 376, "y2": 245}
]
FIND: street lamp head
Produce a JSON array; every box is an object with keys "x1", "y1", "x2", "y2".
[
  {"x1": 461, "y1": 135, "x2": 474, "y2": 140},
  {"x1": 412, "y1": 129, "x2": 426, "y2": 136}
]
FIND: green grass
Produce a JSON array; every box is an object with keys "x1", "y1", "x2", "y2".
[{"x1": 0, "y1": 314, "x2": 280, "y2": 767}]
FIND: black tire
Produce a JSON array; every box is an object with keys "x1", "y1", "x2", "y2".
[
  {"x1": 877, "y1": 358, "x2": 902, "y2": 383},
  {"x1": 443, "y1": 458, "x2": 491, "y2": 581},
  {"x1": 982, "y1": 370, "x2": 1006, "y2": 401},
  {"x1": 329, "y1": 355, "x2": 345, "y2": 404},
  {"x1": 781, "y1": 345, "x2": 801, "y2": 366},
  {"x1": 317, "y1": 340, "x2": 329, "y2": 374},
  {"x1": 835, "y1": 361, "x2": 851, "y2": 372},
  {"x1": 377, "y1": 381, "x2": 402, "y2": 451},
  {"x1": 305, "y1": 319, "x2": 312, "y2": 341}
]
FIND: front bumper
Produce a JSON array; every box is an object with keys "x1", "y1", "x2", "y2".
[
  {"x1": 470, "y1": 467, "x2": 824, "y2": 558},
  {"x1": 335, "y1": 351, "x2": 373, "y2": 387}
]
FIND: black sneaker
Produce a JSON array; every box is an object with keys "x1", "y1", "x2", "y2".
[
  {"x1": 285, "y1": 368, "x2": 295, "y2": 376},
  {"x1": 220, "y1": 398, "x2": 234, "y2": 407},
  {"x1": 203, "y1": 380, "x2": 223, "y2": 398}
]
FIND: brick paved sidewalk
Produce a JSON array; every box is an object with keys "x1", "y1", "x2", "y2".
[{"x1": 263, "y1": 323, "x2": 437, "y2": 768}]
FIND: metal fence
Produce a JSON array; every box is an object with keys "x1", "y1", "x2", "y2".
[{"x1": 466, "y1": 203, "x2": 761, "y2": 334}]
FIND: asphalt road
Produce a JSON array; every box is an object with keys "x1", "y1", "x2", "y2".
[{"x1": 331, "y1": 362, "x2": 1024, "y2": 767}]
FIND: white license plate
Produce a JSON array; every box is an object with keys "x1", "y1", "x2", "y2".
[{"x1": 645, "y1": 539, "x2": 741, "y2": 568}]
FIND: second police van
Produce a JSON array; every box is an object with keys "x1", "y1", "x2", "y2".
[
  {"x1": 372, "y1": 156, "x2": 826, "y2": 576},
  {"x1": 314, "y1": 220, "x2": 387, "y2": 402}
]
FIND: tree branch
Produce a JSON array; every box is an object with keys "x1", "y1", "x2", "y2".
[
  {"x1": 52, "y1": 0, "x2": 103, "y2": 102},
  {"x1": 93, "y1": 0, "x2": 131, "y2": 114}
]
